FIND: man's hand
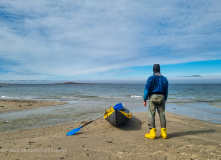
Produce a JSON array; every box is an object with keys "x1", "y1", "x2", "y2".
[{"x1": 143, "y1": 101, "x2": 147, "y2": 107}]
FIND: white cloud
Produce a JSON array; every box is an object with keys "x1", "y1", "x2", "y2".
[{"x1": 0, "y1": 0, "x2": 221, "y2": 80}]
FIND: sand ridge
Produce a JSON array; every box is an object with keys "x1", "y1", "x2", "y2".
[{"x1": 0, "y1": 100, "x2": 66, "y2": 113}]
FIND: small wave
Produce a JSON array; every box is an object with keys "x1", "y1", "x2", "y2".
[
  {"x1": 104, "y1": 97, "x2": 122, "y2": 99},
  {"x1": 1, "y1": 96, "x2": 20, "y2": 99},
  {"x1": 35, "y1": 95, "x2": 79, "y2": 99},
  {"x1": 99, "y1": 96, "x2": 124, "y2": 99},
  {"x1": 130, "y1": 95, "x2": 142, "y2": 98},
  {"x1": 58, "y1": 96, "x2": 78, "y2": 100},
  {"x1": 1, "y1": 96, "x2": 9, "y2": 98},
  {"x1": 78, "y1": 95, "x2": 99, "y2": 98},
  {"x1": 100, "y1": 95, "x2": 142, "y2": 99},
  {"x1": 113, "y1": 97, "x2": 124, "y2": 99},
  {"x1": 168, "y1": 97, "x2": 221, "y2": 104}
]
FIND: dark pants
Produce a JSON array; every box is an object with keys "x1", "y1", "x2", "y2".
[{"x1": 148, "y1": 94, "x2": 166, "y2": 129}]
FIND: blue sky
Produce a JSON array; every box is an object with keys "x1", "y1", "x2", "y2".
[{"x1": 0, "y1": 0, "x2": 221, "y2": 83}]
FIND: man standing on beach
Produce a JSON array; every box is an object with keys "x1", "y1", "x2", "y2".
[{"x1": 143, "y1": 64, "x2": 168, "y2": 139}]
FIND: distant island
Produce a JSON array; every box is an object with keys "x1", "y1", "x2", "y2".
[{"x1": 56, "y1": 82, "x2": 81, "y2": 84}]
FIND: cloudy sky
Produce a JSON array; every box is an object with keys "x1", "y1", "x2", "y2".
[{"x1": 0, "y1": 0, "x2": 221, "y2": 83}]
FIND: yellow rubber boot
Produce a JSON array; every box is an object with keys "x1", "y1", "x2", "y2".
[
  {"x1": 160, "y1": 128, "x2": 167, "y2": 139},
  {"x1": 145, "y1": 128, "x2": 156, "y2": 139}
]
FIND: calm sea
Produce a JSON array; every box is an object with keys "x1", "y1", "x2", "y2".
[{"x1": 0, "y1": 83, "x2": 221, "y2": 132}]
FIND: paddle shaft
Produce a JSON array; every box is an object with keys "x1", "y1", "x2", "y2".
[{"x1": 81, "y1": 115, "x2": 103, "y2": 128}]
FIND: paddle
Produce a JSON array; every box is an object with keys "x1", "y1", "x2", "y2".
[
  {"x1": 66, "y1": 115, "x2": 103, "y2": 136},
  {"x1": 66, "y1": 103, "x2": 123, "y2": 136}
]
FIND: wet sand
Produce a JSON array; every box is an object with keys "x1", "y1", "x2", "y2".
[
  {"x1": 0, "y1": 100, "x2": 221, "y2": 160},
  {"x1": 0, "y1": 100, "x2": 66, "y2": 113}
]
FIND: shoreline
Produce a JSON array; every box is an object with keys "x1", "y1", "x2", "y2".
[{"x1": 1, "y1": 99, "x2": 220, "y2": 127}]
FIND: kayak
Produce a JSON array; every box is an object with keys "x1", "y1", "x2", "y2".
[{"x1": 104, "y1": 106, "x2": 132, "y2": 126}]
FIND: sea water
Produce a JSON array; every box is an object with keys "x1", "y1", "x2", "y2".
[{"x1": 0, "y1": 83, "x2": 220, "y2": 132}]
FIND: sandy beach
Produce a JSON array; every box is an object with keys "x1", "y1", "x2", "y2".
[{"x1": 0, "y1": 100, "x2": 221, "y2": 160}]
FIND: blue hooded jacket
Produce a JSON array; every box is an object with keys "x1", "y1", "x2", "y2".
[{"x1": 143, "y1": 73, "x2": 168, "y2": 101}]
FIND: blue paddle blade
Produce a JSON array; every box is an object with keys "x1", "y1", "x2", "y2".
[
  {"x1": 66, "y1": 126, "x2": 82, "y2": 136},
  {"x1": 114, "y1": 103, "x2": 123, "y2": 110}
]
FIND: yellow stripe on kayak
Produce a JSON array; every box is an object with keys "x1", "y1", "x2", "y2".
[
  {"x1": 104, "y1": 106, "x2": 132, "y2": 119},
  {"x1": 104, "y1": 106, "x2": 114, "y2": 119},
  {"x1": 119, "y1": 110, "x2": 132, "y2": 119}
]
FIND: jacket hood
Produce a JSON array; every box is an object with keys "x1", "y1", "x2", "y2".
[{"x1": 153, "y1": 64, "x2": 160, "y2": 73}]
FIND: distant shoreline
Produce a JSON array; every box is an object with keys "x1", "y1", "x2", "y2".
[
  {"x1": 1, "y1": 80, "x2": 221, "y2": 85},
  {"x1": 55, "y1": 82, "x2": 81, "y2": 84},
  {"x1": 1, "y1": 82, "x2": 221, "y2": 85}
]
